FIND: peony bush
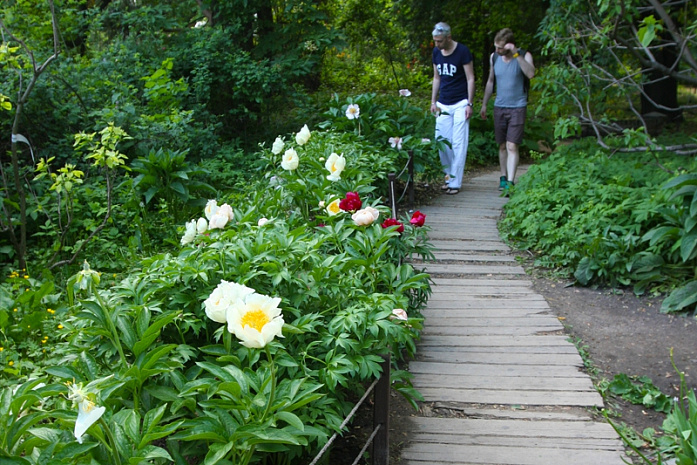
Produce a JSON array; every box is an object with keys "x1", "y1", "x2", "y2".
[{"x1": 0, "y1": 126, "x2": 433, "y2": 464}]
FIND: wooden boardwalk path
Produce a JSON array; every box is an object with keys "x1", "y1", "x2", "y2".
[{"x1": 400, "y1": 169, "x2": 628, "y2": 465}]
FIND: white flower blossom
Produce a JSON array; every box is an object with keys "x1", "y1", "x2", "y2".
[
  {"x1": 281, "y1": 148, "x2": 299, "y2": 170},
  {"x1": 345, "y1": 104, "x2": 360, "y2": 120},
  {"x1": 271, "y1": 136, "x2": 285, "y2": 155},
  {"x1": 181, "y1": 219, "x2": 197, "y2": 245},
  {"x1": 295, "y1": 125, "x2": 311, "y2": 145}
]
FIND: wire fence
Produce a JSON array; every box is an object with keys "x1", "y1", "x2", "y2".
[{"x1": 307, "y1": 354, "x2": 391, "y2": 465}]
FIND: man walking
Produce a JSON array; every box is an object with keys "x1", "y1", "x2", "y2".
[
  {"x1": 431, "y1": 22, "x2": 475, "y2": 195},
  {"x1": 480, "y1": 28, "x2": 535, "y2": 192}
]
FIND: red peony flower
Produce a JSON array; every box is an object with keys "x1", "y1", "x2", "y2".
[
  {"x1": 339, "y1": 191, "x2": 362, "y2": 212},
  {"x1": 381, "y1": 218, "x2": 404, "y2": 233},
  {"x1": 410, "y1": 211, "x2": 426, "y2": 227}
]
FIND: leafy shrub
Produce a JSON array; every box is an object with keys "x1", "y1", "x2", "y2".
[
  {"x1": 0, "y1": 125, "x2": 432, "y2": 464},
  {"x1": 500, "y1": 139, "x2": 697, "y2": 314}
]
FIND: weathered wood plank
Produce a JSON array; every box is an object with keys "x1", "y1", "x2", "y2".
[
  {"x1": 422, "y1": 316, "x2": 562, "y2": 327},
  {"x1": 416, "y1": 352, "x2": 584, "y2": 366},
  {"x1": 401, "y1": 445, "x2": 627, "y2": 465},
  {"x1": 406, "y1": 417, "x2": 620, "y2": 437},
  {"x1": 421, "y1": 325, "x2": 563, "y2": 336},
  {"x1": 409, "y1": 362, "x2": 586, "y2": 377},
  {"x1": 429, "y1": 240, "x2": 510, "y2": 252},
  {"x1": 423, "y1": 264, "x2": 526, "y2": 274},
  {"x1": 417, "y1": 335, "x2": 574, "y2": 347},
  {"x1": 431, "y1": 278, "x2": 533, "y2": 286},
  {"x1": 412, "y1": 375, "x2": 595, "y2": 391},
  {"x1": 413, "y1": 388, "x2": 603, "y2": 406},
  {"x1": 418, "y1": 345, "x2": 580, "y2": 355}
]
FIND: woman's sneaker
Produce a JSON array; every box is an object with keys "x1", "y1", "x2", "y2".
[{"x1": 499, "y1": 176, "x2": 507, "y2": 191}]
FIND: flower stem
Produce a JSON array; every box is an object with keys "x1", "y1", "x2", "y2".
[
  {"x1": 91, "y1": 282, "x2": 127, "y2": 368},
  {"x1": 99, "y1": 417, "x2": 122, "y2": 465}
]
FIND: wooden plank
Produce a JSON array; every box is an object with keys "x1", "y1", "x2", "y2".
[
  {"x1": 413, "y1": 388, "x2": 603, "y2": 406},
  {"x1": 425, "y1": 301, "x2": 550, "y2": 310},
  {"x1": 430, "y1": 240, "x2": 510, "y2": 252},
  {"x1": 412, "y1": 375, "x2": 595, "y2": 391},
  {"x1": 406, "y1": 417, "x2": 620, "y2": 437},
  {"x1": 417, "y1": 335, "x2": 574, "y2": 347},
  {"x1": 416, "y1": 352, "x2": 584, "y2": 366},
  {"x1": 422, "y1": 316, "x2": 562, "y2": 326},
  {"x1": 418, "y1": 345, "x2": 580, "y2": 355},
  {"x1": 430, "y1": 405, "x2": 593, "y2": 421},
  {"x1": 424, "y1": 264, "x2": 525, "y2": 274},
  {"x1": 431, "y1": 278, "x2": 533, "y2": 286},
  {"x1": 409, "y1": 362, "x2": 587, "y2": 378},
  {"x1": 421, "y1": 326, "x2": 563, "y2": 336},
  {"x1": 406, "y1": 434, "x2": 623, "y2": 449},
  {"x1": 401, "y1": 445, "x2": 627, "y2": 465}
]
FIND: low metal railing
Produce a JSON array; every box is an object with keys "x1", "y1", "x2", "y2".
[
  {"x1": 308, "y1": 354, "x2": 391, "y2": 465},
  {"x1": 387, "y1": 150, "x2": 415, "y2": 219}
]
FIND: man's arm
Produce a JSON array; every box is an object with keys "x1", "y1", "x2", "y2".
[
  {"x1": 431, "y1": 64, "x2": 441, "y2": 115},
  {"x1": 480, "y1": 53, "x2": 495, "y2": 120},
  {"x1": 504, "y1": 43, "x2": 535, "y2": 79},
  {"x1": 518, "y1": 51, "x2": 535, "y2": 79},
  {"x1": 464, "y1": 61, "x2": 475, "y2": 119}
]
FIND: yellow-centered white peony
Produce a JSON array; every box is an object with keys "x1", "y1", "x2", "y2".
[
  {"x1": 227, "y1": 293, "x2": 284, "y2": 348},
  {"x1": 325, "y1": 153, "x2": 346, "y2": 181},
  {"x1": 326, "y1": 198, "x2": 341, "y2": 216}
]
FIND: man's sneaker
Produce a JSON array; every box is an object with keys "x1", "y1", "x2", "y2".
[{"x1": 499, "y1": 176, "x2": 507, "y2": 191}]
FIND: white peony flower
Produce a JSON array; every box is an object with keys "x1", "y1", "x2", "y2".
[
  {"x1": 196, "y1": 217, "x2": 208, "y2": 234},
  {"x1": 204, "y1": 280, "x2": 255, "y2": 324},
  {"x1": 295, "y1": 124, "x2": 311, "y2": 145},
  {"x1": 208, "y1": 212, "x2": 229, "y2": 230},
  {"x1": 345, "y1": 103, "x2": 360, "y2": 120},
  {"x1": 388, "y1": 136, "x2": 403, "y2": 150},
  {"x1": 258, "y1": 217, "x2": 269, "y2": 227},
  {"x1": 281, "y1": 148, "x2": 299, "y2": 170},
  {"x1": 352, "y1": 206, "x2": 380, "y2": 226},
  {"x1": 218, "y1": 203, "x2": 234, "y2": 221},
  {"x1": 271, "y1": 136, "x2": 285, "y2": 155},
  {"x1": 226, "y1": 293, "x2": 285, "y2": 348},
  {"x1": 204, "y1": 199, "x2": 219, "y2": 220},
  {"x1": 399, "y1": 89, "x2": 412, "y2": 97},
  {"x1": 325, "y1": 153, "x2": 346, "y2": 181},
  {"x1": 391, "y1": 308, "x2": 408, "y2": 320},
  {"x1": 181, "y1": 219, "x2": 197, "y2": 245}
]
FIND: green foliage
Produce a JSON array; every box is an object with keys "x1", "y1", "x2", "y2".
[
  {"x1": 607, "y1": 352, "x2": 697, "y2": 465},
  {"x1": 131, "y1": 148, "x2": 216, "y2": 224},
  {"x1": 601, "y1": 373, "x2": 673, "y2": 413},
  {"x1": 500, "y1": 139, "x2": 697, "y2": 314},
  {"x1": 0, "y1": 124, "x2": 431, "y2": 464}
]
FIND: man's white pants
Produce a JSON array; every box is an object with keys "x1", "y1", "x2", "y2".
[{"x1": 436, "y1": 99, "x2": 470, "y2": 190}]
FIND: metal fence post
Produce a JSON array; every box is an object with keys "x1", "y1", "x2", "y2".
[
  {"x1": 373, "y1": 353, "x2": 390, "y2": 465},
  {"x1": 407, "y1": 150, "x2": 415, "y2": 213},
  {"x1": 388, "y1": 173, "x2": 397, "y2": 219}
]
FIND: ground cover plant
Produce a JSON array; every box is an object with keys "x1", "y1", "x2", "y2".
[{"x1": 500, "y1": 139, "x2": 697, "y2": 315}]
